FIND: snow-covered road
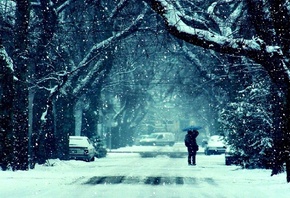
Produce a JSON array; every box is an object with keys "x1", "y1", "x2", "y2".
[{"x1": 0, "y1": 152, "x2": 289, "y2": 198}]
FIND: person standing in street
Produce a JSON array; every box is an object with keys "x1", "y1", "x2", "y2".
[{"x1": 184, "y1": 130, "x2": 199, "y2": 166}]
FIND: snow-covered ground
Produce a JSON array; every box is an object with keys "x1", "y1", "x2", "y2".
[{"x1": 0, "y1": 145, "x2": 289, "y2": 198}]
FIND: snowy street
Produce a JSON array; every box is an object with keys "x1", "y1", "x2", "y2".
[
  {"x1": 0, "y1": 151, "x2": 289, "y2": 198},
  {"x1": 2, "y1": 1, "x2": 290, "y2": 197}
]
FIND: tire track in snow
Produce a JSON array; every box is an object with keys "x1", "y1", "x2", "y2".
[{"x1": 82, "y1": 176, "x2": 217, "y2": 186}]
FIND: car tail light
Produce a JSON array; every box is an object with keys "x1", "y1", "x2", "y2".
[{"x1": 84, "y1": 149, "x2": 89, "y2": 155}]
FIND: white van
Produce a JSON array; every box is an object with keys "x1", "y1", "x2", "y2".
[{"x1": 139, "y1": 132, "x2": 175, "y2": 146}]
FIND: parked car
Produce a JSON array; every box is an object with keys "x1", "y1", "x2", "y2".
[
  {"x1": 139, "y1": 132, "x2": 175, "y2": 146},
  {"x1": 69, "y1": 136, "x2": 96, "y2": 162},
  {"x1": 204, "y1": 135, "x2": 226, "y2": 155}
]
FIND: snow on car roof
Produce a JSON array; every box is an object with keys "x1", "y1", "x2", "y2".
[
  {"x1": 69, "y1": 136, "x2": 90, "y2": 147},
  {"x1": 208, "y1": 135, "x2": 225, "y2": 147}
]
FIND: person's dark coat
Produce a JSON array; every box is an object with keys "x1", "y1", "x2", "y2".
[{"x1": 184, "y1": 130, "x2": 199, "y2": 151}]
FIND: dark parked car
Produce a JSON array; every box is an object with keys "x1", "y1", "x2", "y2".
[{"x1": 69, "y1": 136, "x2": 96, "y2": 162}]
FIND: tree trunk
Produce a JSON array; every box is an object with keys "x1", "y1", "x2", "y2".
[
  {"x1": 28, "y1": 89, "x2": 35, "y2": 168},
  {"x1": 12, "y1": 62, "x2": 29, "y2": 170},
  {"x1": 11, "y1": 0, "x2": 30, "y2": 171},
  {"x1": 54, "y1": 95, "x2": 75, "y2": 160},
  {"x1": 285, "y1": 88, "x2": 290, "y2": 182},
  {"x1": 111, "y1": 126, "x2": 121, "y2": 149},
  {"x1": 29, "y1": 0, "x2": 58, "y2": 165},
  {"x1": 0, "y1": 44, "x2": 14, "y2": 170},
  {"x1": 271, "y1": 86, "x2": 286, "y2": 176}
]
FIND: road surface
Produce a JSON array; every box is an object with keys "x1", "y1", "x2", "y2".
[{"x1": 0, "y1": 151, "x2": 288, "y2": 198}]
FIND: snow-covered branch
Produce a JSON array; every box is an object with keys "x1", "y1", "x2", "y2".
[
  {"x1": 144, "y1": 0, "x2": 290, "y2": 87},
  {"x1": 145, "y1": 0, "x2": 264, "y2": 55},
  {"x1": 62, "y1": 10, "x2": 147, "y2": 96},
  {"x1": 0, "y1": 45, "x2": 14, "y2": 73},
  {"x1": 108, "y1": 0, "x2": 129, "y2": 21},
  {"x1": 55, "y1": 0, "x2": 72, "y2": 14},
  {"x1": 79, "y1": 12, "x2": 145, "y2": 67},
  {"x1": 113, "y1": 100, "x2": 127, "y2": 123},
  {"x1": 207, "y1": 1, "x2": 245, "y2": 37}
]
